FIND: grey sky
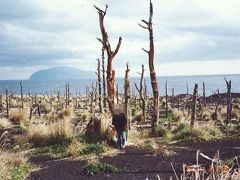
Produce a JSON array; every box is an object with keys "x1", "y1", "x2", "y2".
[{"x1": 0, "y1": 0, "x2": 240, "y2": 79}]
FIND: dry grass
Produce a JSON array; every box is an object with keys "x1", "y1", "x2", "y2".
[
  {"x1": 9, "y1": 109, "x2": 27, "y2": 124},
  {"x1": 0, "y1": 151, "x2": 30, "y2": 180},
  {"x1": 169, "y1": 151, "x2": 240, "y2": 180},
  {"x1": 28, "y1": 118, "x2": 72, "y2": 147},
  {"x1": 0, "y1": 118, "x2": 12, "y2": 129}
]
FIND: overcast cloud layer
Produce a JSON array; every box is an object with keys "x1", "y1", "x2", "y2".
[{"x1": 0, "y1": 0, "x2": 240, "y2": 79}]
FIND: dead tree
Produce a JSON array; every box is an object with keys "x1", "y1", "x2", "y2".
[
  {"x1": 95, "y1": 58, "x2": 102, "y2": 113},
  {"x1": 135, "y1": 65, "x2": 146, "y2": 120},
  {"x1": 224, "y1": 78, "x2": 232, "y2": 125},
  {"x1": 20, "y1": 81, "x2": 24, "y2": 109},
  {"x1": 186, "y1": 82, "x2": 189, "y2": 95},
  {"x1": 5, "y1": 86, "x2": 9, "y2": 118},
  {"x1": 165, "y1": 80, "x2": 168, "y2": 118},
  {"x1": 0, "y1": 94, "x2": 2, "y2": 113},
  {"x1": 101, "y1": 46, "x2": 107, "y2": 110},
  {"x1": 95, "y1": 5, "x2": 122, "y2": 115},
  {"x1": 190, "y1": 84, "x2": 198, "y2": 128},
  {"x1": 65, "y1": 84, "x2": 68, "y2": 108},
  {"x1": 203, "y1": 82, "x2": 206, "y2": 107},
  {"x1": 124, "y1": 63, "x2": 130, "y2": 129},
  {"x1": 139, "y1": 0, "x2": 159, "y2": 127},
  {"x1": 65, "y1": 83, "x2": 70, "y2": 108},
  {"x1": 116, "y1": 84, "x2": 119, "y2": 104}
]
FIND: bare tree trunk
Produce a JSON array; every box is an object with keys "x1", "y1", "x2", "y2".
[
  {"x1": 203, "y1": 82, "x2": 206, "y2": 107},
  {"x1": 0, "y1": 94, "x2": 2, "y2": 113},
  {"x1": 65, "y1": 84, "x2": 68, "y2": 108},
  {"x1": 225, "y1": 78, "x2": 232, "y2": 126},
  {"x1": 139, "y1": 0, "x2": 159, "y2": 127},
  {"x1": 6, "y1": 86, "x2": 9, "y2": 118},
  {"x1": 95, "y1": 5, "x2": 122, "y2": 115},
  {"x1": 124, "y1": 63, "x2": 130, "y2": 129},
  {"x1": 20, "y1": 81, "x2": 24, "y2": 109},
  {"x1": 135, "y1": 65, "x2": 146, "y2": 120},
  {"x1": 190, "y1": 84, "x2": 198, "y2": 128},
  {"x1": 165, "y1": 80, "x2": 168, "y2": 118},
  {"x1": 101, "y1": 47, "x2": 107, "y2": 110},
  {"x1": 186, "y1": 82, "x2": 189, "y2": 95},
  {"x1": 96, "y1": 58, "x2": 102, "y2": 113},
  {"x1": 116, "y1": 84, "x2": 119, "y2": 104}
]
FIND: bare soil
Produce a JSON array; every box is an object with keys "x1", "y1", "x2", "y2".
[{"x1": 27, "y1": 139, "x2": 240, "y2": 180}]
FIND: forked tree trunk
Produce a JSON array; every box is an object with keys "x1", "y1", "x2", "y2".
[
  {"x1": 139, "y1": 0, "x2": 159, "y2": 127},
  {"x1": 135, "y1": 65, "x2": 146, "y2": 120},
  {"x1": 225, "y1": 78, "x2": 232, "y2": 125},
  {"x1": 190, "y1": 84, "x2": 198, "y2": 128},
  {"x1": 95, "y1": 5, "x2": 122, "y2": 115}
]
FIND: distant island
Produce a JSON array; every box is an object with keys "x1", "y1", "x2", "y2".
[{"x1": 29, "y1": 66, "x2": 95, "y2": 80}]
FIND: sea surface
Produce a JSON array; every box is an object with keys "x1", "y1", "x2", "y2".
[{"x1": 0, "y1": 74, "x2": 239, "y2": 96}]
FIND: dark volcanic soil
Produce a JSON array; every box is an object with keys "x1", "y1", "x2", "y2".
[{"x1": 28, "y1": 139, "x2": 240, "y2": 180}]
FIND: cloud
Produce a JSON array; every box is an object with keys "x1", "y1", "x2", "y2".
[{"x1": 0, "y1": 0, "x2": 239, "y2": 79}]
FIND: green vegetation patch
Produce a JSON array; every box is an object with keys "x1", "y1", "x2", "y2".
[
  {"x1": 30, "y1": 141, "x2": 70, "y2": 158},
  {"x1": 84, "y1": 162, "x2": 117, "y2": 175},
  {"x1": 79, "y1": 143, "x2": 105, "y2": 155},
  {"x1": 10, "y1": 164, "x2": 31, "y2": 180}
]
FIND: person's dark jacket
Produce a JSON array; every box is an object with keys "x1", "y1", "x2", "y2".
[{"x1": 112, "y1": 113, "x2": 128, "y2": 132}]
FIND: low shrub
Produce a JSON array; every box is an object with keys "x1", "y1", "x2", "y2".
[
  {"x1": 84, "y1": 162, "x2": 117, "y2": 175},
  {"x1": 172, "y1": 127, "x2": 202, "y2": 141},
  {"x1": 152, "y1": 125, "x2": 168, "y2": 137},
  {"x1": 79, "y1": 143, "x2": 105, "y2": 155}
]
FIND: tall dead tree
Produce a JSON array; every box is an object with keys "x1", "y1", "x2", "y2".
[
  {"x1": 95, "y1": 58, "x2": 102, "y2": 113},
  {"x1": 20, "y1": 81, "x2": 24, "y2": 109},
  {"x1": 95, "y1": 5, "x2": 122, "y2": 115},
  {"x1": 0, "y1": 94, "x2": 2, "y2": 113},
  {"x1": 101, "y1": 46, "x2": 107, "y2": 110},
  {"x1": 139, "y1": 0, "x2": 159, "y2": 127},
  {"x1": 116, "y1": 84, "x2": 119, "y2": 104},
  {"x1": 165, "y1": 80, "x2": 168, "y2": 118},
  {"x1": 190, "y1": 84, "x2": 198, "y2": 128},
  {"x1": 135, "y1": 65, "x2": 146, "y2": 120},
  {"x1": 224, "y1": 78, "x2": 232, "y2": 125},
  {"x1": 124, "y1": 63, "x2": 130, "y2": 129},
  {"x1": 5, "y1": 86, "x2": 9, "y2": 118},
  {"x1": 202, "y1": 82, "x2": 206, "y2": 107}
]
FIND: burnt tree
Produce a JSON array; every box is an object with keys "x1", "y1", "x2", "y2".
[
  {"x1": 135, "y1": 65, "x2": 146, "y2": 120},
  {"x1": 124, "y1": 63, "x2": 130, "y2": 129},
  {"x1": 95, "y1": 58, "x2": 102, "y2": 113},
  {"x1": 95, "y1": 5, "x2": 122, "y2": 115},
  {"x1": 203, "y1": 82, "x2": 206, "y2": 107},
  {"x1": 6, "y1": 86, "x2": 9, "y2": 118},
  {"x1": 101, "y1": 46, "x2": 107, "y2": 110},
  {"x1": 139, "y1": 0, "x2": 159, "y2": 127},
  {"x1": 224, "y1": 78, "x2": 232, "y2": 125},
  {"x1": 165, "y1": 80, "x2": 168, "y2": 118},
  {"x1": 20, "y1": 81, "x2": 24, "y2": 109},
  {"x1": 190, "y1": 84, "x2": 198, "y2": 128}
]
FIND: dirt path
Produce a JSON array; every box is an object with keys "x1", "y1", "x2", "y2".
[{"x1": 27, "y1": 139, "x2": 240, "y2": 180}]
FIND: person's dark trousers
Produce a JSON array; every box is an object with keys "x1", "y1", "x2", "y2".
[{"x1": 117, "y1": 130, "x2": 126, "y2": 149}]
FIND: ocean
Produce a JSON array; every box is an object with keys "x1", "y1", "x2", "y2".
[{"x1": 0, "y1": 74, "x2": 239, "y2": 96}]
